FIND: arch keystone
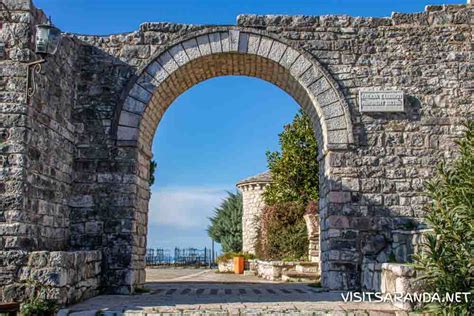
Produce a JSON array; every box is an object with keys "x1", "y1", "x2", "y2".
[
  {"x1": 208, "y1": 33, "x2": 222, "y2": 53},
  {"x1": 229, "y1": 30, "x2": 240, "y2": 51}
]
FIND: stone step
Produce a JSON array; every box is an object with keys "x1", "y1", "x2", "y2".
[
  {"x1": 281, "y1": 271, "x2": 320, "y2": 283},
  {"x1": 243, "y1": 270, "x2": 256, "y2": 276},
  {"x1": 295, "y1": 262, "x2": 319, "y2": 273}
]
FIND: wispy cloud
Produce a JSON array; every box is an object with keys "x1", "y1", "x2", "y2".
[{"x1": 148, "y1": 186, "x2": 232, "y2": 228}]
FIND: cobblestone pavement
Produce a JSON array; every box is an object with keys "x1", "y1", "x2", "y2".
[{"x1": 62, "y1": 269, "x2": 405, "y2": 315}]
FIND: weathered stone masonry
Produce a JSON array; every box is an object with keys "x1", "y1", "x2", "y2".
[
  {"x1": 237, "y1": 171, "x2": 272, "y2": 254},
  {"x1": 0, "y1": 0, "x2": 102, "y2": 303},
  {"x1": 0, "y1": 0, "x2": 472, "y2": 302},
  {"x1": 237, "y1": 170, "x2": 321, "y2": 264}
]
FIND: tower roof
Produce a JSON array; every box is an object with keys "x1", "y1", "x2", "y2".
[{"x1": 236, "y1": 170, "x2": 272, "y2": 187}]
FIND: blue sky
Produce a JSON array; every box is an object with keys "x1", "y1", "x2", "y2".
[
  {"x1": 35, "y1": 0, "x2": 463, "y2": 35},
  {"x1": 34, "y1": 0, "x2": 464, "y2": 252},
  {"x1": 147, "y1": 78, "x2": 298, "y2": 250}
]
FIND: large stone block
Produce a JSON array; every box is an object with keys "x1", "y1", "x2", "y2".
[
  {"x1": 182, "y1": 38, "x2": 201, "y2": 60},
  {"x1": 208, "y1": 33, "x2": 222, "y2": 53}
]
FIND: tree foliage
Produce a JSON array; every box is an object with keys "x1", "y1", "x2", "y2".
[
  {"x1": 413, "y1": 121, "x2": 474, "y2": 315},
  {"x1": 207, "y1": 191, "x2": 243, "y2": 253},
  {"x1": 256, "y1": 110, "x2": 319, "y2": 260},
  {"x1": 256, "y1": 202, "x2": 309, "y2": 260},
  {"x1": 263, "y1": 109, "x2": 319, "y2": 206},
  {"x1": 149, "y1": 160, "x2": 157, "y2": 186}
]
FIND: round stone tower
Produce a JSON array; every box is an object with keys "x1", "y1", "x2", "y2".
[{"x1": 236, "y1": 171, "x2": 272, "y2": 254}]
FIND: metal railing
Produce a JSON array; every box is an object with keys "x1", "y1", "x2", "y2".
[{"x1": 145, "y1": 247, "x2": 215, "y2": 266}]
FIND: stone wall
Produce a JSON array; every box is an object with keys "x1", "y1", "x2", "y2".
[
  {"x1": 391, "y1": 229, "x2": 430, "y2": 263},
  {"x1": 361, "y1": 228, "x2": 430, "y2": 291},
  {"x1": 217, "y1": 259, "x2": 234, "y2": 273},
  {"x1": 0, "y1": 0, "x2": 44, "y2": 250},
  {"x1": 304, "y1": 213, "x2": 320, "y2": 263},
  {"x1": 237, "y1": 5, "x2": 471, "y2": 290},
  {"x1": 79, "y1": 4, "x2": 471, "y2": 291},
  {"x1": 0, "y1": 0, "x2": 103, "y2": 303},
  {"x1": 0, "y1": 250, "x2": 101, "y2": 305},
  {"x1": 0, "y1": 0, "x2": 81, "y2": 252},
  {"x1": 0, "y1": 0, "x2": 472, "y2": 297},
  {"x1": 381, "y1": 263, "x2": 420, "y2": 310},
  {"x1": 256, "y1": 260, "x2": 296, "y2": 281}
]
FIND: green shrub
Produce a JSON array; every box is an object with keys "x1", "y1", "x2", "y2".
[
  {"x1": 207, "y1": 191, "x2": 243, "y2": 252},
  {"x1": 216, "y1": 252, "x2": 256, "y2": 263},
  {"x1": 21, "y1": 297, "x2": 57, "y2": 316},
  {"x1": 19, "y1": 283, "x2": 58, "y2": 316},
  {"x1": 255, "y1": 201, "x2": 309, "y2": 260},
  {"x1": 413, "y1": 121, "x2": 473, "y2": 315}
]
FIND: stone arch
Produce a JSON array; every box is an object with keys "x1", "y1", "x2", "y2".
[
  {"x1": 115, "y1": 28, "x2": 354, "y2": 155},
  {"x1": 111, "y1": 28, "x2": 356, "y2": 292}
]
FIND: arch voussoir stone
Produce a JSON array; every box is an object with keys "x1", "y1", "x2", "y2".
[{"x1": 117, "y1": 29, "x2": 355, "y2": 153}]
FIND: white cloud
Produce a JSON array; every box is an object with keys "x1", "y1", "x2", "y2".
[{"x1": 148, "y1": 186, "x2": 231, "y2": 228}]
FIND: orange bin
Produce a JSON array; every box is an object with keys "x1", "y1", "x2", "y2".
[{"x1": 233, "y1": 256, "x2": 244, "y2": 274}]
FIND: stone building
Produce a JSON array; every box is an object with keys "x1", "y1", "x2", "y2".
[
  {"x1": 237, "y1": 171, "x2": 321, "y2": 264},
  {"x1": 0, "y1": 0, "x2": 472, "y2": 304},
  {"x1": 236, "y1": 171, "x2": 272, "y2": 254}
]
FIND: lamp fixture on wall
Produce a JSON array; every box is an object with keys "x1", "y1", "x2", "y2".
[
  {"x1": 35, "y1": 22, "x2": 61, "y2": 55},
  {"x1": 26, "y1": 19, "x2": 62, "y2": 102}
]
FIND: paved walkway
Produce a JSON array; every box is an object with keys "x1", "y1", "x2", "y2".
[
  {"x1": 145, "y1": 268, "x2": 276, "y2": 283},
  {"x1": 62, "y1": 269, "x2": 406, "y2": 315}
]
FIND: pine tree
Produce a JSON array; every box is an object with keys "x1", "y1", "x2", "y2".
[{"x1": 207, "y1": 192, "x2": 243, "y2": 253}]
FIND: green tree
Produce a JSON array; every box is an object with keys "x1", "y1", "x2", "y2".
[
  {"x1": 207, "y1": 191, "x2": 243, "y2": 253},
  {"x1": 256, "y1": 202, "x2": 309, "y2": 260},
  {"x1": 263, "y1": 109, "x2": 319, "y2": 206},
  {"x1": 149, "y1": 160, "x2": 157, "y2": 186},
  {"x1": 413, "y1": 121, "x2": 473, "y2": 315},
  {"x1": 256, "y1": 110, "x2": 318, "y2": 260}
]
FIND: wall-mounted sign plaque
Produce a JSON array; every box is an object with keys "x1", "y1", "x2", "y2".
[{"x1": 359, "y1": 91, "x2": 404, "y2": 112}]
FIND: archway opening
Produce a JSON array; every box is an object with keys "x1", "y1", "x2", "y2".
[
  {"x1": 146, "y1": 76, "x2": 307, "y2": 283},
  {"x1": 112, "y1": 30, "x2": 354, "y2": 292}
]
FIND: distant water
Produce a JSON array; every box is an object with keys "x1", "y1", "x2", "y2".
[{"x1": 146, "y1": 247, "x2": 221, "y2": 265}]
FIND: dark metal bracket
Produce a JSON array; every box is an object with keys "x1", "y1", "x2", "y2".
[{"x1": 26, "y1": 58, "x2": 46, "y2": 103}]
